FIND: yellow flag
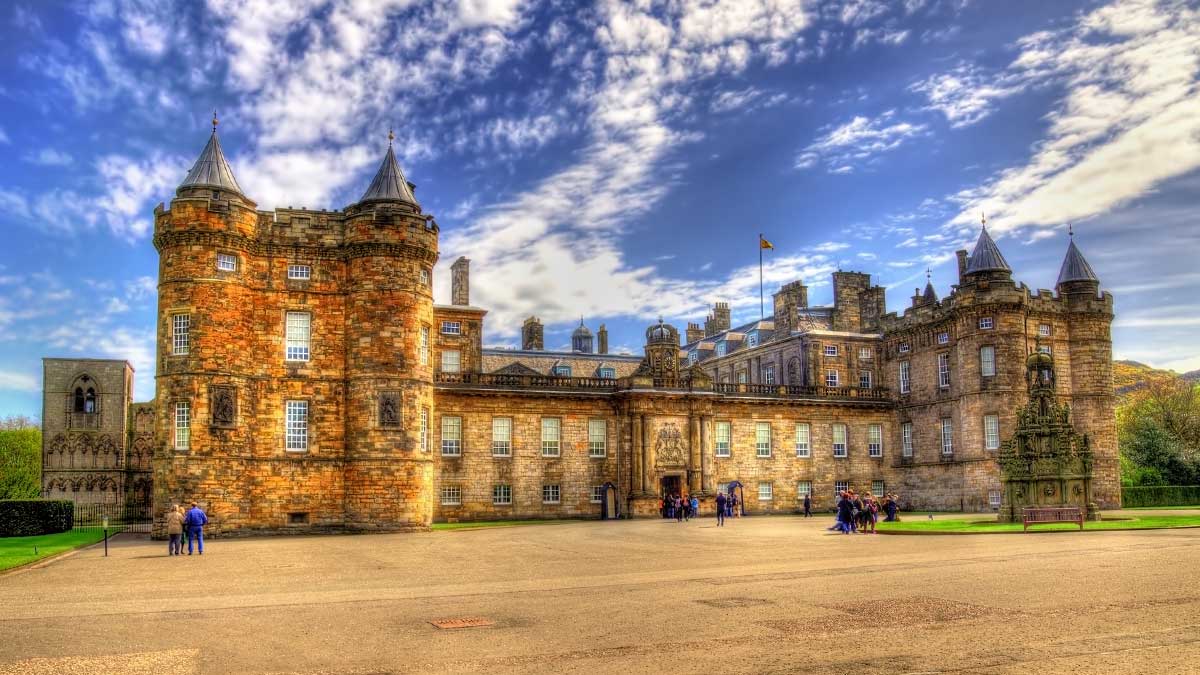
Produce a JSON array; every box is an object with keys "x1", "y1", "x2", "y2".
[{"x1": 760, "y1": 236, "x2": 774, "y2": 250}]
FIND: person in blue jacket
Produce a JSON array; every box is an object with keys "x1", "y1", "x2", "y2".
[{"x1": 184, "y1": 501, "x2": 208, "y2": 555}]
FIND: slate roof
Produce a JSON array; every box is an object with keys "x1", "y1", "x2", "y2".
[
  {"x1": 178, "y1": 131, "x2": 243, "y2": 196},
  {"x1": 358, "y1": 145, "x2": 419, "y2": 205},
  {"x1": 965, "y1": 226, "x2": 1012, "y2": 274},
  {"x1": 480, "y1": 349, "x2": 642, "y2": 378},
  {"x1": 1057, "y1": 238, "x2": 1099, "y2": 285}
]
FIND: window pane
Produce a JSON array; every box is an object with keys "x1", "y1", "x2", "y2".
[
  {"x1": 755, "y1": 422, "x2": 771, "y2": 457},
  {"x1": 716, "y1": 422, "x2": 731, "y2": 457},
  {"x1": 902, "y1": 422, "x2": 913, "y2": 457},
  {"x1": 172, "y1": 314, "x2": 190, "y2": 355},
  {"x1": 899, "y1": 361, "x2": 910, "y2": 394},
  {"x1": 868, "y1": 424, "x2": 882, "y2": 457},
  {"x1": 541, "y1": 418, "x2": 560, "y2": 456},
  {"x1": 833, "y1": 424, "x2": 847, "y2": 457},
  {"x1": 285, "y1": 312, "x2": 311, "y2": 361},
  {"x1": 984, "y1": 414, "x2": 1000, "y2": 450},
  {"x1": 588, "y1": 419, "x2": 607, "y2": 457},
  {"x1": 758, "y1": 482, "x2": 772, "y2": 501},
  {"x1": 441, "y1": 416, "x2": 462, "y2": 456},
  {"x1": 286, "y1": 401, "x2": 308, "y2": 451},
  {"x1": 797, "y1": 481, "x2": 812, "y2": 497},
  {"x1": 493, "y1": 484, "x2": 512, "y2": 505},
  {"x1": 441, "y1": 350, "x2": 461, "y2": 373},
  {"x1": 492, "y1": 417, "x2": 512, "y2": 456},
  {"x1": 288, "y1": 265, "x2": 311, "y2": 280},
  {"x1": 419, "y1": 326, "x2": 430, "y2": 366},
  {"x1": 980, "y1": 346, "x2": 996, "y2": 377},
  {"x1": 941, "y1": 418, "x2": 953, "y2": 454},
  {"x1": 174, "y1": 402, "x2": 190, "y2": 450},
  {"x1": 795, "y1": 423, "x2": 810, "y2": 457},
  {"x1": 440, "y1": 486, "x2": 461, "y2": 505}
]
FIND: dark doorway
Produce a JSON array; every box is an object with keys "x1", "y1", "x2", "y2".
[{"x1": 600, "y1": 482, "x2": 619, "y2": 520}]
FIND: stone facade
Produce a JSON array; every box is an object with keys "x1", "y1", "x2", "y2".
[
  {"x1": 40, "y1": 358, "x2": 153, "y2": 514},
  {"x1": 40, "y1": 129, "x2": 1117, "y2": 536}
]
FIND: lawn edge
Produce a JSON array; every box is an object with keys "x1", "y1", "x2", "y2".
[
  {"x1": 876, "y1": 524, "x2": 1200, "y2": 535},
  {"x1": 0, "y1": 531, "x2": 120, "y2": 577}
]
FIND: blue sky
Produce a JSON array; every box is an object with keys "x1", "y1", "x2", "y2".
[{"x1": 0, "y1": 0, "x2": 1198, "y2": 417}]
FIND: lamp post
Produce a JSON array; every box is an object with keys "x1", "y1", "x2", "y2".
[{"x1": 102, "y1": 517, "x2": 109, "y2": 557}]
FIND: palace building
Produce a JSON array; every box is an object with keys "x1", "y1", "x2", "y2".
[{"x1": 42, "y1": 123, "x2": 1120, "y2": 535}]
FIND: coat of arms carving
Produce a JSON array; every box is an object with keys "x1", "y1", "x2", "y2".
[{"x1": 655, "y1": 423, "x2": 686, "y2": 467}]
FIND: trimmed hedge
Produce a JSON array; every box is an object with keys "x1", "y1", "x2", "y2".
[
  {"x1": 0, "y1": 500, "x2": 74, "y2": 537},
  {"x1": 1122, "y1": 485, "x2": 1200, "y2": 508}
]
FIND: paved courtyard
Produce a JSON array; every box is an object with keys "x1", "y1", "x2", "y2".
[{"x1": 1, "y1": 515, "x2": 1198, "y2": 674}]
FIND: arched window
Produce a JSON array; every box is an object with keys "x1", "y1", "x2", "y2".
[
  {"x1": 73, "y1": 387, "x2": 85, "y2": 413},
  {"x1": 84, "y1": 388, "x2": 96, "y2": 413}
]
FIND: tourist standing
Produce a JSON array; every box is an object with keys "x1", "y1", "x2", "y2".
[
  {"x1": 731, "y1": 492, "x2": 740, "y2": 518},
  {"x1": 803, "y1": 493, "x2": 812, "y2": 518},
  {"x1": 690, "y1": 495, "x2": 699, "y2": 520},
  {"x1": 166, "y1": 505, "x2": 185, "y2": 556},
  {"x1": 715, "y1": 492, "x2": 727, "y2": 527},
  {"x1": 674, "y1": 495, "x2": 684, "y2": 522},
  {"x1": 836, "y1": 491, "x2": 855, "y2": 534},
  {"x1": 184, "y1": 501, "x2": 208, "y2": 555}
]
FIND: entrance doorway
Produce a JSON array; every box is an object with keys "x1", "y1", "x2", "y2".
[{"x1": 660, "y1": 475, "x2": 685, "y2": 518}]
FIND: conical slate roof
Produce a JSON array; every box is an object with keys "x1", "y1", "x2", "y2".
[
  {"x1": 965, "y1": 226, "x2": 1011, "y2": 274},
  {"x1": 572, "y1": 319, "x2": 593, "y2": 338},
  {"x1": 358, "y1": 145, "x2": 418, "y2": 205},
  {"x1": 922, "y1": 280, "x2": 938, "y2": 303},
  {"x1": 178, "y1": 131, "x2": 243, "y2": 196},
  {"x1": 1056, "y1": 238, "x2": 1098, "y2": 286}
]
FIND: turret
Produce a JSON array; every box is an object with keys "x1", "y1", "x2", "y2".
[
  {"x1": 962, "y1": 219, "x2": 1013, "y2": 287},
  {"x1": 341, "y1": 130, "x2": 438, "y2": 530},
  {"x1": 1056, "y1": 228, "x2": 1100, "y2": 298},
  {"x1": 640, "y1": 318, "x2": 681, "y2": 382},
  {"x1": 572, "y1": 319, "x2": 594, "y2": 353}
]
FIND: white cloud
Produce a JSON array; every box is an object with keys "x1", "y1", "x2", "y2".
[
  {"x1": 0, "y1": 370, "x2": 38, "y2": 393},
  {"x1": 23, "y1": 148, "x2": 73, "y2": 166},
  {"x1": 910, "y1": 62, "x2": 1028, "y2": 128},
  {"x1": 811, "y1": 241, "x2": 850, "y2": 253},
  {"x1": 796, "y1": 109, "x2": 926, "y2": 172},
  {"x1": 943, "y1": 0, "x2": 1200, "y2": 237}
]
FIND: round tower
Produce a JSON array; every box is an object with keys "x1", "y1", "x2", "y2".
[
  {"x1": 152, "y1": 114, "x2": 267, "y2": 536},
  {"x1": 643, "y1": 319, "x2": 682, "y2": 382},
  {"x1": 342, "y1": 133, "x2": 439, "y2": 530},
  {"x1": 1055, "y1": 231, "x2": 1118, "y2": 508}
]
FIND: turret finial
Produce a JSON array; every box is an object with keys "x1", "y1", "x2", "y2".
[
  {"x1": 925, "y1": 266, "x2": 932, "y2": 282},
  {"x1": 388, "y1": 128, "x2": 394, "y2": 145},
  {"x1": 1068, "y1": 223, "x2": 1074, "y2": 238},
  {"x1": 212, "y1": 110, "x2": 219, "y2": 132},
  {"x1": 980, "y1": 212, "x2": 987, "y2": 229}
]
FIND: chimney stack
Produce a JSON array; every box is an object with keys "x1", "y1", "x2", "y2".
[
  {"x1": 451, "y1": 257, "x2": 470, "y2": 306},
  {"x1": 597, "y1": 324, "x2": 609, "y2": 355},
  {"x1": 521, "y1": 316, "x2": 544, "y2": 351}
]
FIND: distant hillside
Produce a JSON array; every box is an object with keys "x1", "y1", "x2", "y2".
[{"x1": 1114, "y1": 360, "x2": 1195, "y2": 402}]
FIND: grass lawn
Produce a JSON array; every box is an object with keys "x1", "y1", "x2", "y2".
[
  {"x1": 1121, "y1": 505, "x2": 1200, "y2": 510},
  {"x1": 432, "y1": 519, "x2": 584, "y2": 531},
  {"x1": 0, "y1": 529, "x2": 111, "y2": 571},
  {"x1": 877, "y1": 514, "x2": 1200, "y2": 534}
]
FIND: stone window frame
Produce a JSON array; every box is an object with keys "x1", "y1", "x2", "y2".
[
  {"x1": 797, "y1": 481, "x2": 812, "y2": 498},
  {"x1": 901, "y1": 422, "x2": 914, "y2": 458},
  {"x1": 736, "y1": 370, "x2": 748, "y2": 384},
  {"x1": 746, "y1": 333, "x2": 758, "y2": 347},
  {"x1": 284, "y1": 311, "x2": 312, "y2": 363},
  {"x1": 755, "y1": 422, "x2": 772, "y2": 458},
  {"x1": 762, "y1": 364, "x2": 776, "y2": 385},
  {"x1": 440, "y1": 485, "x2": 461, "y2": 506},
  {"x1": 1038, "y1": 323, "x2": 1052, "y2": 337},
  {"x1": 687, "y1": 352, "x2": 698, "y2": 365},
  {"x1": 898, "y1": 342, "x2": 911, "y2": 353},
  {"x1": 440, "y1": 349, "x2": 462, "y2": 373},
  {"x1": 834, "y1": 480, "x2": 848, "y2": 495},
  {"x1": 715, "y1": 421, "x2": 732, "y2": 457},
  {"x1": 589, "y1": 485, "x2": 604, "y2": 504},
  {"x1": 858, "y1": 346, "x2": 873, "y2": 360},
  {"x1": 540, "y1": 417, "x2": 561, "y2": 457},
  {"x1": 287, "y1": 264, "x2": 312, "y2": 280},
  {"x1": 899, "y1": 360, "x2": 911, "y2": 394},
  {"x1": 825, "y1": 369, "x2": 839, "y2": 387},
  {"x1": 823, "y1": 344, "x2": 839, "y2": 357},
  {"x1": 868, "y1": 424, "x2": 883, "y2": 458},
  {"x1": 491, "y1": 417, "x2": 512, "y2": 457},
  {"x1": 980, "y1": 345, "x2": 996, "y2": 377},
  {"x1": 832, "y1": 423, "x2": 848, "y2": 457},
  {"x1": 937, "y1": 352, "x2": 951, "y2": 389},
  {"x1": 285, "y1": 400, "x2": 309, "y2": 452},
  {"x1": 757, "y1": 482, "x2": 773, "y2": 502},
  {"x1": 440, "y1": 321, "x2": 461, "y2": 335},
  {"x1": 440, "y1": 415, "x2": 462, "y2": 456},
  {"x1": 419, "y1": 325, "x2": 430, "y2": 367},
  {"x1": 983, "y1": 414, "x2": 1000, "y2": 450},
  {"x1": 216, "y1": 252, "x2": 238, "y2": 272},
  {"x1": 941, "y1": 417, "x2": 954, "y2": 455},
  {"x1": 420, "y1": 407, "x2": 429, "y2": 453},
  {"x1": 173, "y1": 400, "x2": 191, "y2": 451},
  {"x1": 541, "y1": 484, "x2": 561, "y2": 504},
  {"x1": 979, "y1": 316, "x2": 994, "y2": 330},
  {"x1": 598, "y1": 367, "x2": 616, "y2": 379},
  {"x1": 716, "y1": 342, "x2": 727, "y2": 357},
  {"x1": 872, "y1": 480, "x2": 885, "y2": 496},
  {"x1": 859, "y1": 370, "x2": 872, "y2": 389},
  {"x1": 552, "y1": 364, "x2": 572, "y2": 377},
  {"x1": 587, "y1": 419, "x2": 607, "y2": 458},
  {"x1": 171, "y1": 313, "x2": 191, "y2": 356},
  {"x1": 794, "y1": 422, "x2": 811, "y2": 458},
  {"x1": 493, "y1": 484, "x2": 512, "y2": 505},
  {"x1": 937, "y1": 331, "x2": 950, "y2": 345},
  {"x1": 419, "y1": 268, "x2": 430, "y2": 286},
  {"x1": 989, "y1": 489, "x2": 1002, "y2": 507}
]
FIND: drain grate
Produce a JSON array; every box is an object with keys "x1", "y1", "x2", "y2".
[{"x1": 430, "y1": 617, "x2": 495, "y2": 629}]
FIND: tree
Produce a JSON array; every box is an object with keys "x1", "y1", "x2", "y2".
[
  {"x1": 0, "y1": 426, "x2": 41, "y2": 499},
  {"x1": 1119, "y1": 381, "x2": 1200, "y2": 486}
]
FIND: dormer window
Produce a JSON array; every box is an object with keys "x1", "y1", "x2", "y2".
[
  {"x1": 747, "y1": 333, "x2": 758, "y2": 347},
  {"x1": 553, "y1": 365, "x2": 572, "y2": 377},
  {"x1": 212, "y1": 190, "x2": 220, "y2": 200},
  {"x1": 598, "y1": 367, "x2": 616, "y2": 379},
  {"x1": 716, "y1": 343, "x2": 727, "y2": 357}
]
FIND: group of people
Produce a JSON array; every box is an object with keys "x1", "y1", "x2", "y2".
[
  {"x1": 164, "y1": 502, "x2": 208, "y2": 555},
  {"x1": 659, "y1": 494, "x2": 701, "y2": 522},
  {"x1": 831, "y1": 490, "x2": 901, "y2": 534}
]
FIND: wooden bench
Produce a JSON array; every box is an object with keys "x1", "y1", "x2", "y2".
[{"x1": 1022, "y1": 506, "x2": 1084, "y2": 531}]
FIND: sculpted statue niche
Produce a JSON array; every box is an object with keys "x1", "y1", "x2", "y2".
[
  {"x1": 655, "y1": 423, "x2": 686, "y2": 467},
  {"x1": 210, "y1": 387, "x2": 237, "y2": 428},
  {"x1": 379, "y1": 391, "x2": 401, "y2": 428}
]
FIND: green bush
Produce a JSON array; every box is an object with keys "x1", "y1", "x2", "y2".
[
  {"x1": 0, "y1": 428, "x2": 41, "y2": 500},
  {"x1": 0, "y1": 500, "x2": 74, "y2": 537},
  {"x1": 1121, "y1": 485, "x2": 1200, "y2": 508}
]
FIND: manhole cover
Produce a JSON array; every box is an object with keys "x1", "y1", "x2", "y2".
[
  {"x1": 696, "y1": 597, "x2": 774, "y2": 609},
  {"x1": 430, "y1": 617, "x2": 495, "y2": 629}
]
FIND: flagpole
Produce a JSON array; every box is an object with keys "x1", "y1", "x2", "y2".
[{"x1": 758, "y1": 233, "x2": 764, "y2": 319}]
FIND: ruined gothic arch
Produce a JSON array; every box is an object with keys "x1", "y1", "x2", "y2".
[{"x1": 68, "y1": 373, "x2": 100, "y2": 414}]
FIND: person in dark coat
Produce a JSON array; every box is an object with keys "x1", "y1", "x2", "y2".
[
  {"x1": 803, "y1": 493, "x2": 812, "y2": 518},
  {"x1": 715, "y1": 492, "x2": 727, "y2": 526},
  {"x1": 836, "y1": 491, "x2": 855, "y2": 534},
  {"x1": 184, "y1": 501, "x2": 208, "y2": 555}
]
